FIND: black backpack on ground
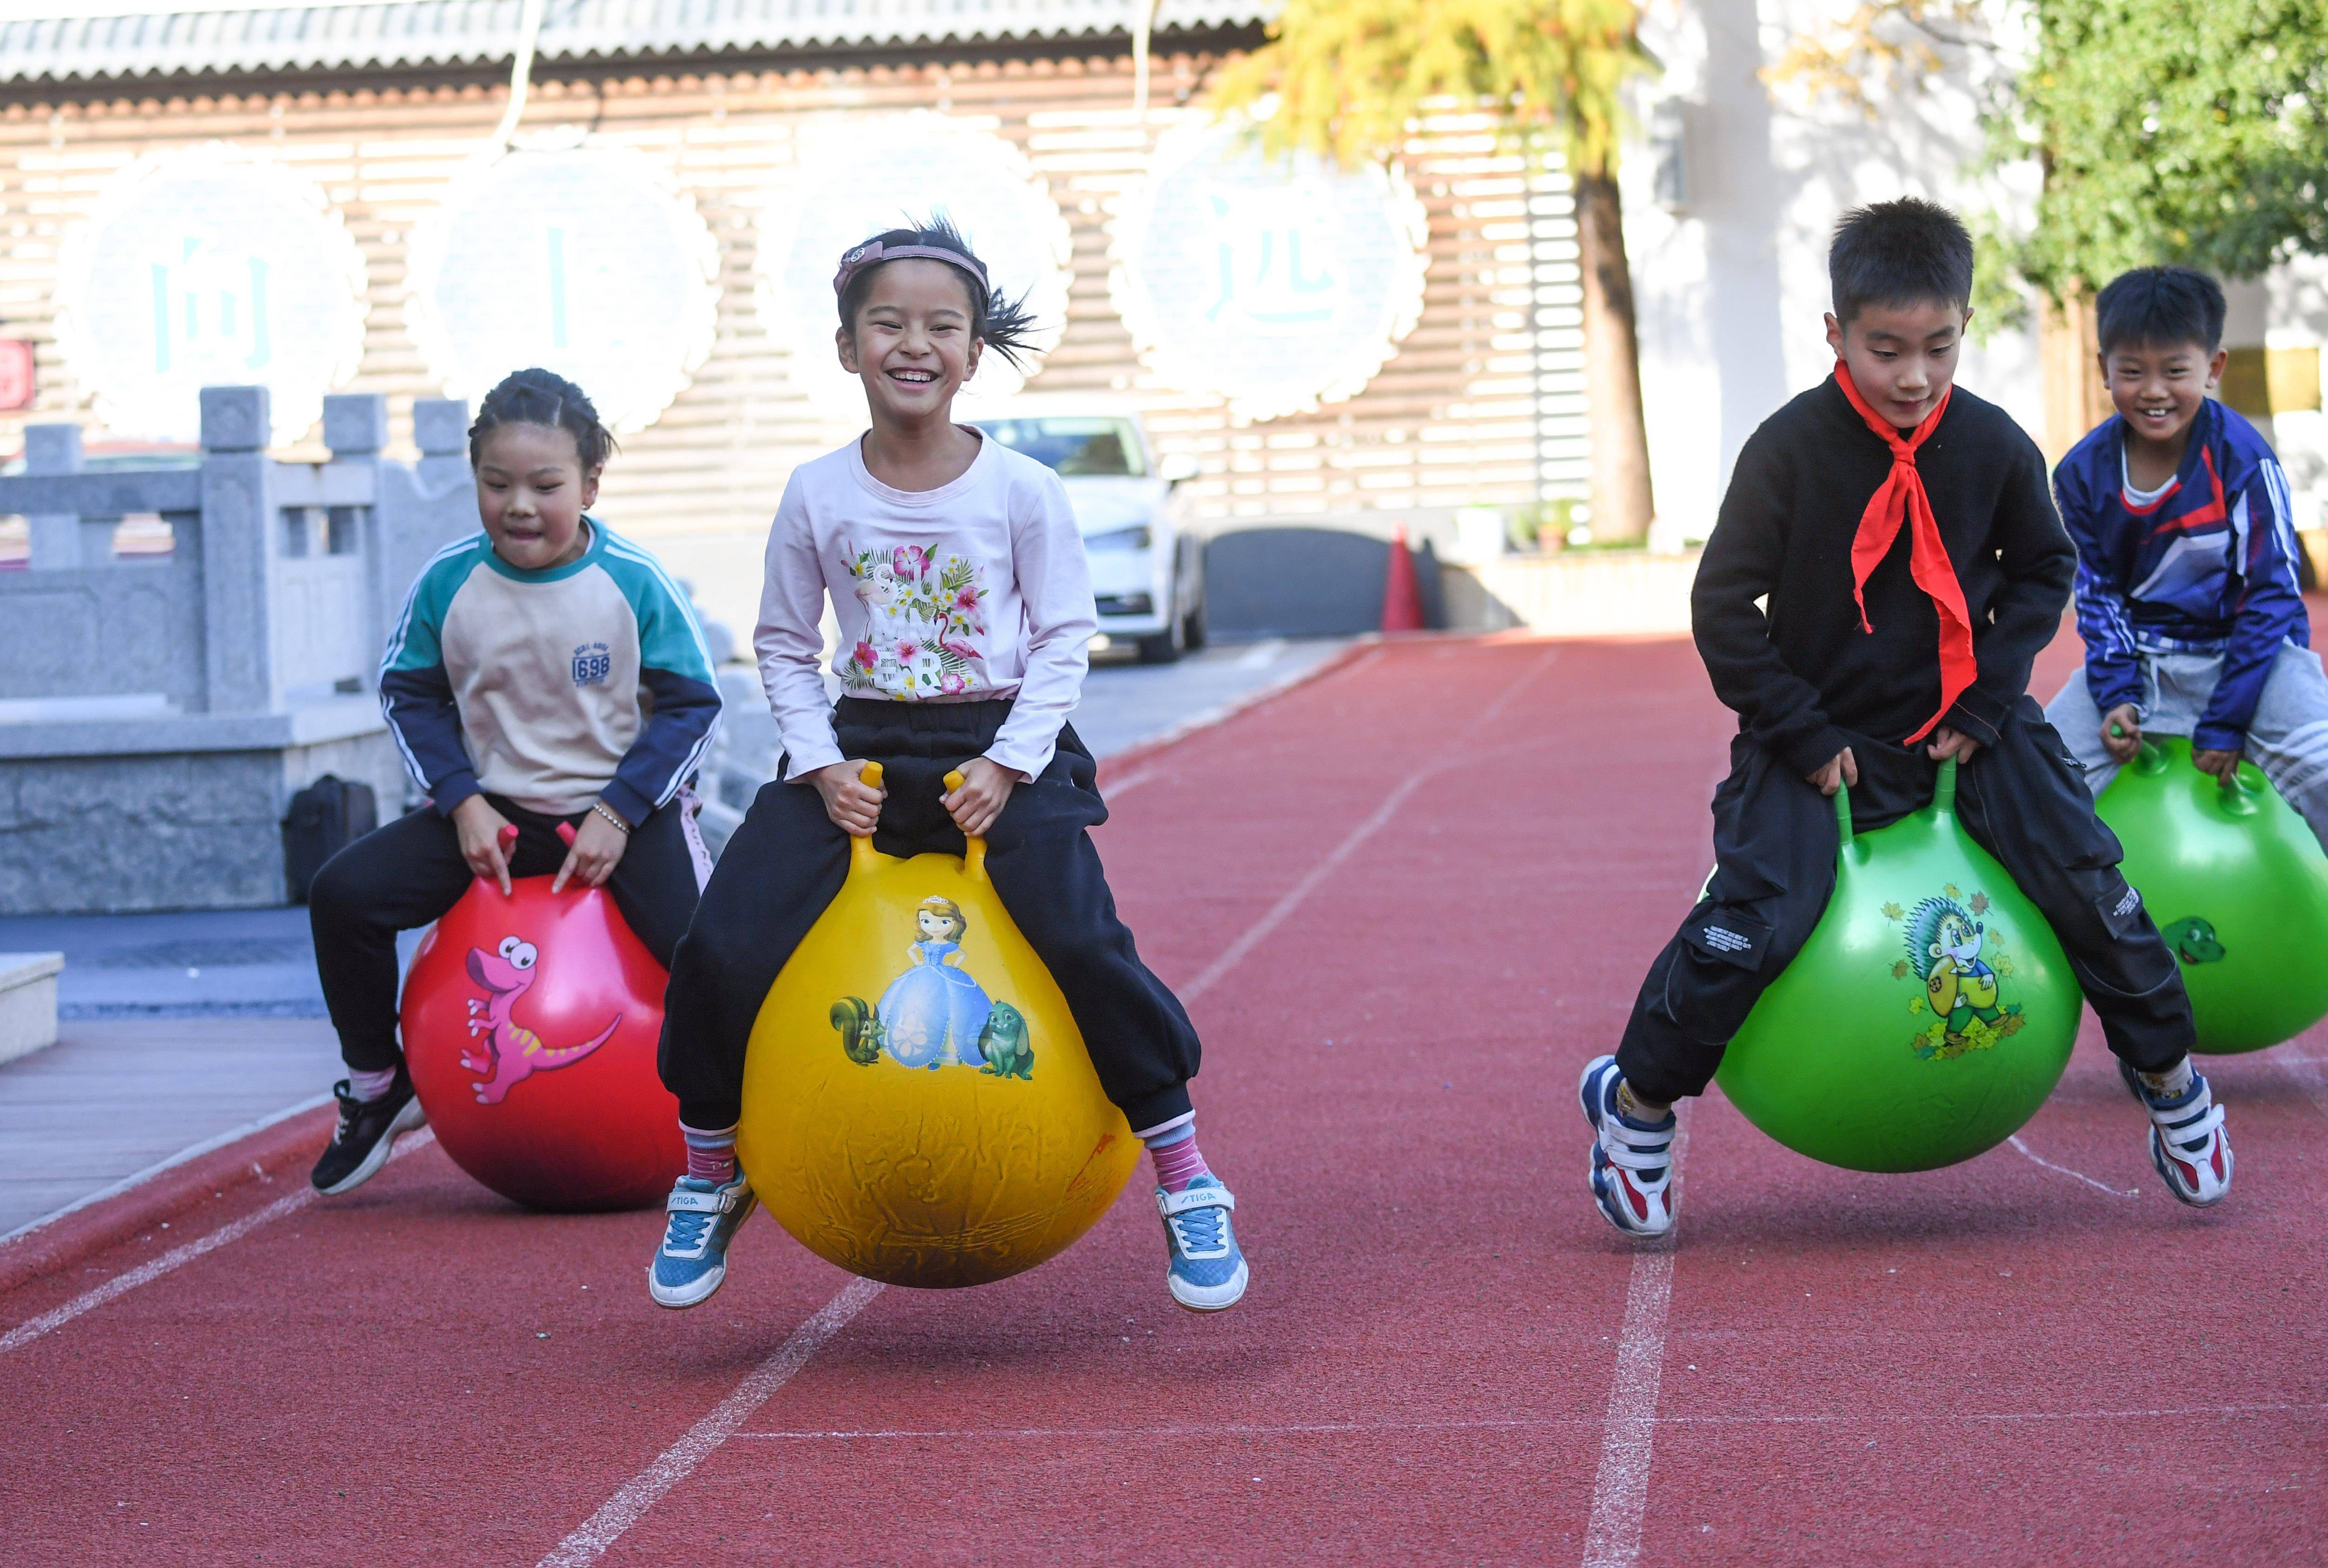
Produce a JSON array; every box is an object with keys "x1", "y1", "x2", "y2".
[{"x1": 282, "y1": 774, "x2": 378, "y2": 903}]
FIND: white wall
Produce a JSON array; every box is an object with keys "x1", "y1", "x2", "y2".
[{"x1": 1630, "y1": 0, "x2": 2044, "y2": 540}]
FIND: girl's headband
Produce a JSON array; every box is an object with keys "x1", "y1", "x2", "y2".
[{"x1": 833, "y1": 240, "x2": 990, "y2": 303}]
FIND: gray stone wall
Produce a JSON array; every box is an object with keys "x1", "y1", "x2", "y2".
[{"x1": 0, "y1": 387, "x2": 473, "y2": 913}]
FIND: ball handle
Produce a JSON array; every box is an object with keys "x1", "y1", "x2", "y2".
[{"x1": 942, "y1": 768, "x2": 990, "y2": 880}]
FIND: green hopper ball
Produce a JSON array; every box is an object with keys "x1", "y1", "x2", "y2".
[
  {"x1": 2097, "y1": 734, "x2": 2328, "y2": 1054},
  {"x1": 1716, "y1": 757, "x2": 2080, "y2": 1173}
]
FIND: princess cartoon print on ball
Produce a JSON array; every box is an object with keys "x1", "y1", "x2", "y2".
[{"x1": 867, "y1": 895, "x2": 996, "y2": 1070}]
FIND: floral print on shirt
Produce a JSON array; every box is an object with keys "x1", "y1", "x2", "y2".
[{"x1": 838, "y1": 541, "x2": 993, "y2": 699}]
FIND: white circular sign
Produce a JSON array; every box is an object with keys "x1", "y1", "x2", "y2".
[
  {"x1": 1110, "y1": 121, "x2": 1428, "y2": 421},
  {"x1": 407, "y1": 139, "x2": 719, "y2": 435},
  {"x1": 55, "y1": 144, "x2": 367, "y2": 446},
  {"x1": 756, "y1": 113, "x2": 1073, "y2": 415}
]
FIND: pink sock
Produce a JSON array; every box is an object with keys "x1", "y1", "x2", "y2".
[
  {"x1": 1144, "y1": 1122, "x2": 1211, "y2": 1193},
  {"x1": 681, "y1": 1121, "x2": 738, "y2": 1185}
]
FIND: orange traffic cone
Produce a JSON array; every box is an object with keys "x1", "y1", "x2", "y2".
[{"x1": 1380, "y1": 523, "x2": 1426, "y2": 633}]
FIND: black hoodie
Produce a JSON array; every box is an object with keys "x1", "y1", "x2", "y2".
[{"x1": 1691, "y1": 375, "x2": 2075, "y2": 775}]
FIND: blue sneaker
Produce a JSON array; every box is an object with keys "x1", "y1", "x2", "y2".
[
  {"x1": 1580, "y1": 1054, "x2": 1677, "y2": 1238},
  {"x1": 1156, "y1": 1175, "x2": 1248, "y2": 1311},
  {"x1": 646, "y1": 1174, "x2": 756, "y2": 1309}
]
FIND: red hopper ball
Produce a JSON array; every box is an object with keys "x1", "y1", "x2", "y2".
[{"x1": 400, "y1": 822, "x2": 682, "y2": 1211}]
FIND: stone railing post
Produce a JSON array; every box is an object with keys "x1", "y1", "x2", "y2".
[
  {"x1": 373, "y1": 397, "x2": 477, "y2": 642},
  {"x1": 324, "y1": 392, "x2": 391, "y2": 682},
  {"x1": 197, "y1": 386, "x2": 280, "y2": 715},
  {"x1": 23, "y1": 423, "x2": 90, "y2": 569}
]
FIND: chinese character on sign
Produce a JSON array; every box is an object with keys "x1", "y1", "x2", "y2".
[
  {"x1": 1203, "y1": 190, "x2": 1339, "y2": 328},
  {"x1": 148, "y1": 236, "x2": 272, "y2": 375}
]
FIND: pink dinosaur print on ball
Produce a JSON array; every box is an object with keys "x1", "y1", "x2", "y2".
[{"x1": 460, "y1": 934, "x2": 621, "y2": 1105}]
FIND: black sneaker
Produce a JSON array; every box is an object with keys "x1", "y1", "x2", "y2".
[{"x1": 311, "y1": 1068, "x2": 426, "y2": 1195}]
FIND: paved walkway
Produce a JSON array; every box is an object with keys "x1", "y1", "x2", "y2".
[
  {"x1": 0, "y1": 637, "x2": 1347, "y2": 1241},
  {"x1": 0, "y1": 1018, "x2": 337, "y2": 1239}
]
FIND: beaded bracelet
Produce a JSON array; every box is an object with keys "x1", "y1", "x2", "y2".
[{"x1": 590, "y1": 801, "x2": 632, "y2": 835}]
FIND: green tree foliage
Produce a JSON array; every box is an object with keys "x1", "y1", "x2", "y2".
[
  {"x1": 1773, "y1": 0, "x2": 2328, "y2": 308},
  {"x1": 2003, "y1": 0, "x2": 2328, "y2": 297},
  {"x1": 1209, "y1": 0, "x2": 1649, "y2": 180}
]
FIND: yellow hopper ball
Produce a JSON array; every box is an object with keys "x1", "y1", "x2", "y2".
[{"x1": 739, "y1": 763, "x2": 1141, "y2": 1287}]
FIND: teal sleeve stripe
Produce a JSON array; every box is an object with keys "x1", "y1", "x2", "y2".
[
  {"x1": 597, "y1": 529, "x2": 718, "y2": 682},
  {"x1": 380, "y1": 536, "x2": 486, "y2": 676}
]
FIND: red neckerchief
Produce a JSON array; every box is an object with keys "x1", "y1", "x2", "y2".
[{"x1": 1832, "y1": 361, "x2": 1976, "y2": 745}]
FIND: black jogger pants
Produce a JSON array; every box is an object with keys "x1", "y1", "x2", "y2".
[
  {"x1": 310, "y1": 794, "x2": 703, "y2": 1074},
  {"x1": 1614, "y1": 697, "x2": 2195, "y2": 1103},
  {"x1": 657, "y1": 697, "x2": 1201, "y2": 1133}
]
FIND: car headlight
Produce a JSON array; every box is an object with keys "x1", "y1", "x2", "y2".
[{"x1": 1083, "y1": 524, "x2": 1152, "y2": 553}]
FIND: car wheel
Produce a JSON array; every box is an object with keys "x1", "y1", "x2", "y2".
[
  {"x1": 1137, "y1": 609, "x2": 1185, "y2": 664},
  {"x1": 1181, "y1": 589, "x2": 1207, "y2": 653}
]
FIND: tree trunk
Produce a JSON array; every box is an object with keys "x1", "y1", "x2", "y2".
[
  {"x1": 2039, "y1": 286, "x2": 2109, "y2": 465},
  {"x1": 1574, "y1": 167, "x2": 1655, "y2": 543}
]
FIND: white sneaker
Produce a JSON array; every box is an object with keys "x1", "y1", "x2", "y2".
[
  {"x1": 2135, "y1": 1070, "x2": 2233, "y2": 1207},
  {"x1": 1580, "y1": 1055, "x2": 1677, "y2": 1237}
]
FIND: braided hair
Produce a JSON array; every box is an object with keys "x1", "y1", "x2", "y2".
[
  {"x1": 467, "y1": 368, "x2": 617, "y2": 474},
  {"x1": 835, "y1": 214, "x2": 1041, "y2": 370}
]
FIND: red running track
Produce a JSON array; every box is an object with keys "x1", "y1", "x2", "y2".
[{"x1": 3, "y1": 630, "x2": 2326, "y2": 1565}]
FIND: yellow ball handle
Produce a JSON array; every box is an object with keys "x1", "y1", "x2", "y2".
[
  {"x1": 846, "y1": 761, "x2": 886, "y2": 873},
  {"x1": 943, "y1": 768, "x2": 989, "y2": 880}
]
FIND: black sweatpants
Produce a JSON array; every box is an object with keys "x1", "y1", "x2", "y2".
[
  {"x1": 311, "y1": 794, "x2": 704, "y2": 1074},
  {"x1": 657, "y1": 697, "x2": 1201, "y2": 1133},
  {"x1": 1615, "y1": 697, "x2": 2195, "y2": 1103}
]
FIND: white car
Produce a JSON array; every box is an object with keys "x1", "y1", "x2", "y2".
[{"x1": 970, "y1": 404, "x2": 1207, "y2": 663}]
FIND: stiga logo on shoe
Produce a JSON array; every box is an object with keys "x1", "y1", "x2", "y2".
[{"x1": 570, "y1": 641, "x2": 612, "y2": 685}]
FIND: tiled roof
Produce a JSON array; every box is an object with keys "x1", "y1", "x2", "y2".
[{"x1": 0, "y1": 0, "x2": 1272, "y2": 84}]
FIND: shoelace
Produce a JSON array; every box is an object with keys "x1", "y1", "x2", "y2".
[
  {"x1": 663, "y1": 1208, "x2": 715, "y2": 1257},
  {"x1": 1168, "y1": 1204, "x2": 1228, "y2": 1260}
]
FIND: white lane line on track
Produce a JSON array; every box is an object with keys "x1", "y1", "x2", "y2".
[
  {"x1": 2005, "y1": 1134, "x2": 2142, "y2": 1198},
  {"x1": 537, "y1": 1276, "x2": 884, "y2": 1568},
  {"x1": 0, "y1": 1129, "x2": 435, "y2": 1356},
  {"x1": 1580, "y1": 1107, "x2": 1689, "y2": 1568},
  {"x1": 0, "y1": 1092, "x2": 335, "y2": 1249},
  {"x1": 1180, "y1": 649, "x2": 1556, "y2": 1005},
  {"x1": 726, "y1": 1398, "x2": 2328, "y2": 1439}
]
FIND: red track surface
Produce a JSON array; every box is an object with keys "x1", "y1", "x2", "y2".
[{"x1": 5, "y1": 629, "x2": 2327, "y2": 1565}]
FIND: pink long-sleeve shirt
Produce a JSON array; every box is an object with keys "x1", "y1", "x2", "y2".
[{"x1": 754, "y1": 431, "x2": 1096, "y2": 782}]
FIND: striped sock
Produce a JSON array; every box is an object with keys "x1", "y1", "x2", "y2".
[
  {"x1": 1142, "y1": 1118, "x2": 1211, "y2": 1193},
  {"x1": 347, "y1": 1065, "x2": 399, "y2": 1103},
  {"x1": 681, "y1": 1120, "x2": 739, "y2": 1185}
]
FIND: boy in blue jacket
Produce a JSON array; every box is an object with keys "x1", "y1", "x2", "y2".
[{"x1": 2045, "y1": 266, "x2": 2328, "y2": 847}]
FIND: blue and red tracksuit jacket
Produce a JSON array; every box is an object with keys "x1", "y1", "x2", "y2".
[{"x1": 2055, "y1": 397, "x2": 2308, "y2": 751}]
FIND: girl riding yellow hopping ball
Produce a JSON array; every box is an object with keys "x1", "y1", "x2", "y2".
[{"x1": 644, "y1": 218, "x2": 1247, "y2": 1313}]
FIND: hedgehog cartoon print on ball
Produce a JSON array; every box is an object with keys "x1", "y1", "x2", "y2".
[
  {"x1": 402, "y1": 822, "x2": 686, "y2": 1211},
  {"x1": 1716, "y1": 758, "x2": 2081, "y2": 1173},
  {"x1": 739, "y1": 765, "x2": 1141, "y2": 1289}
]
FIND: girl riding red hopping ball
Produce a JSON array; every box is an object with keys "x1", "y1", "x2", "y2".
[
  {"x1": 306, "y1": 370, "x2": 721, "y2": 1195},
  {"x1": 644, "y1": 218, "x2": 1247, "y2": 1313},
  {"x1": 1581, "y1": 200, "x2": 2233, "y2": 1237}
]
